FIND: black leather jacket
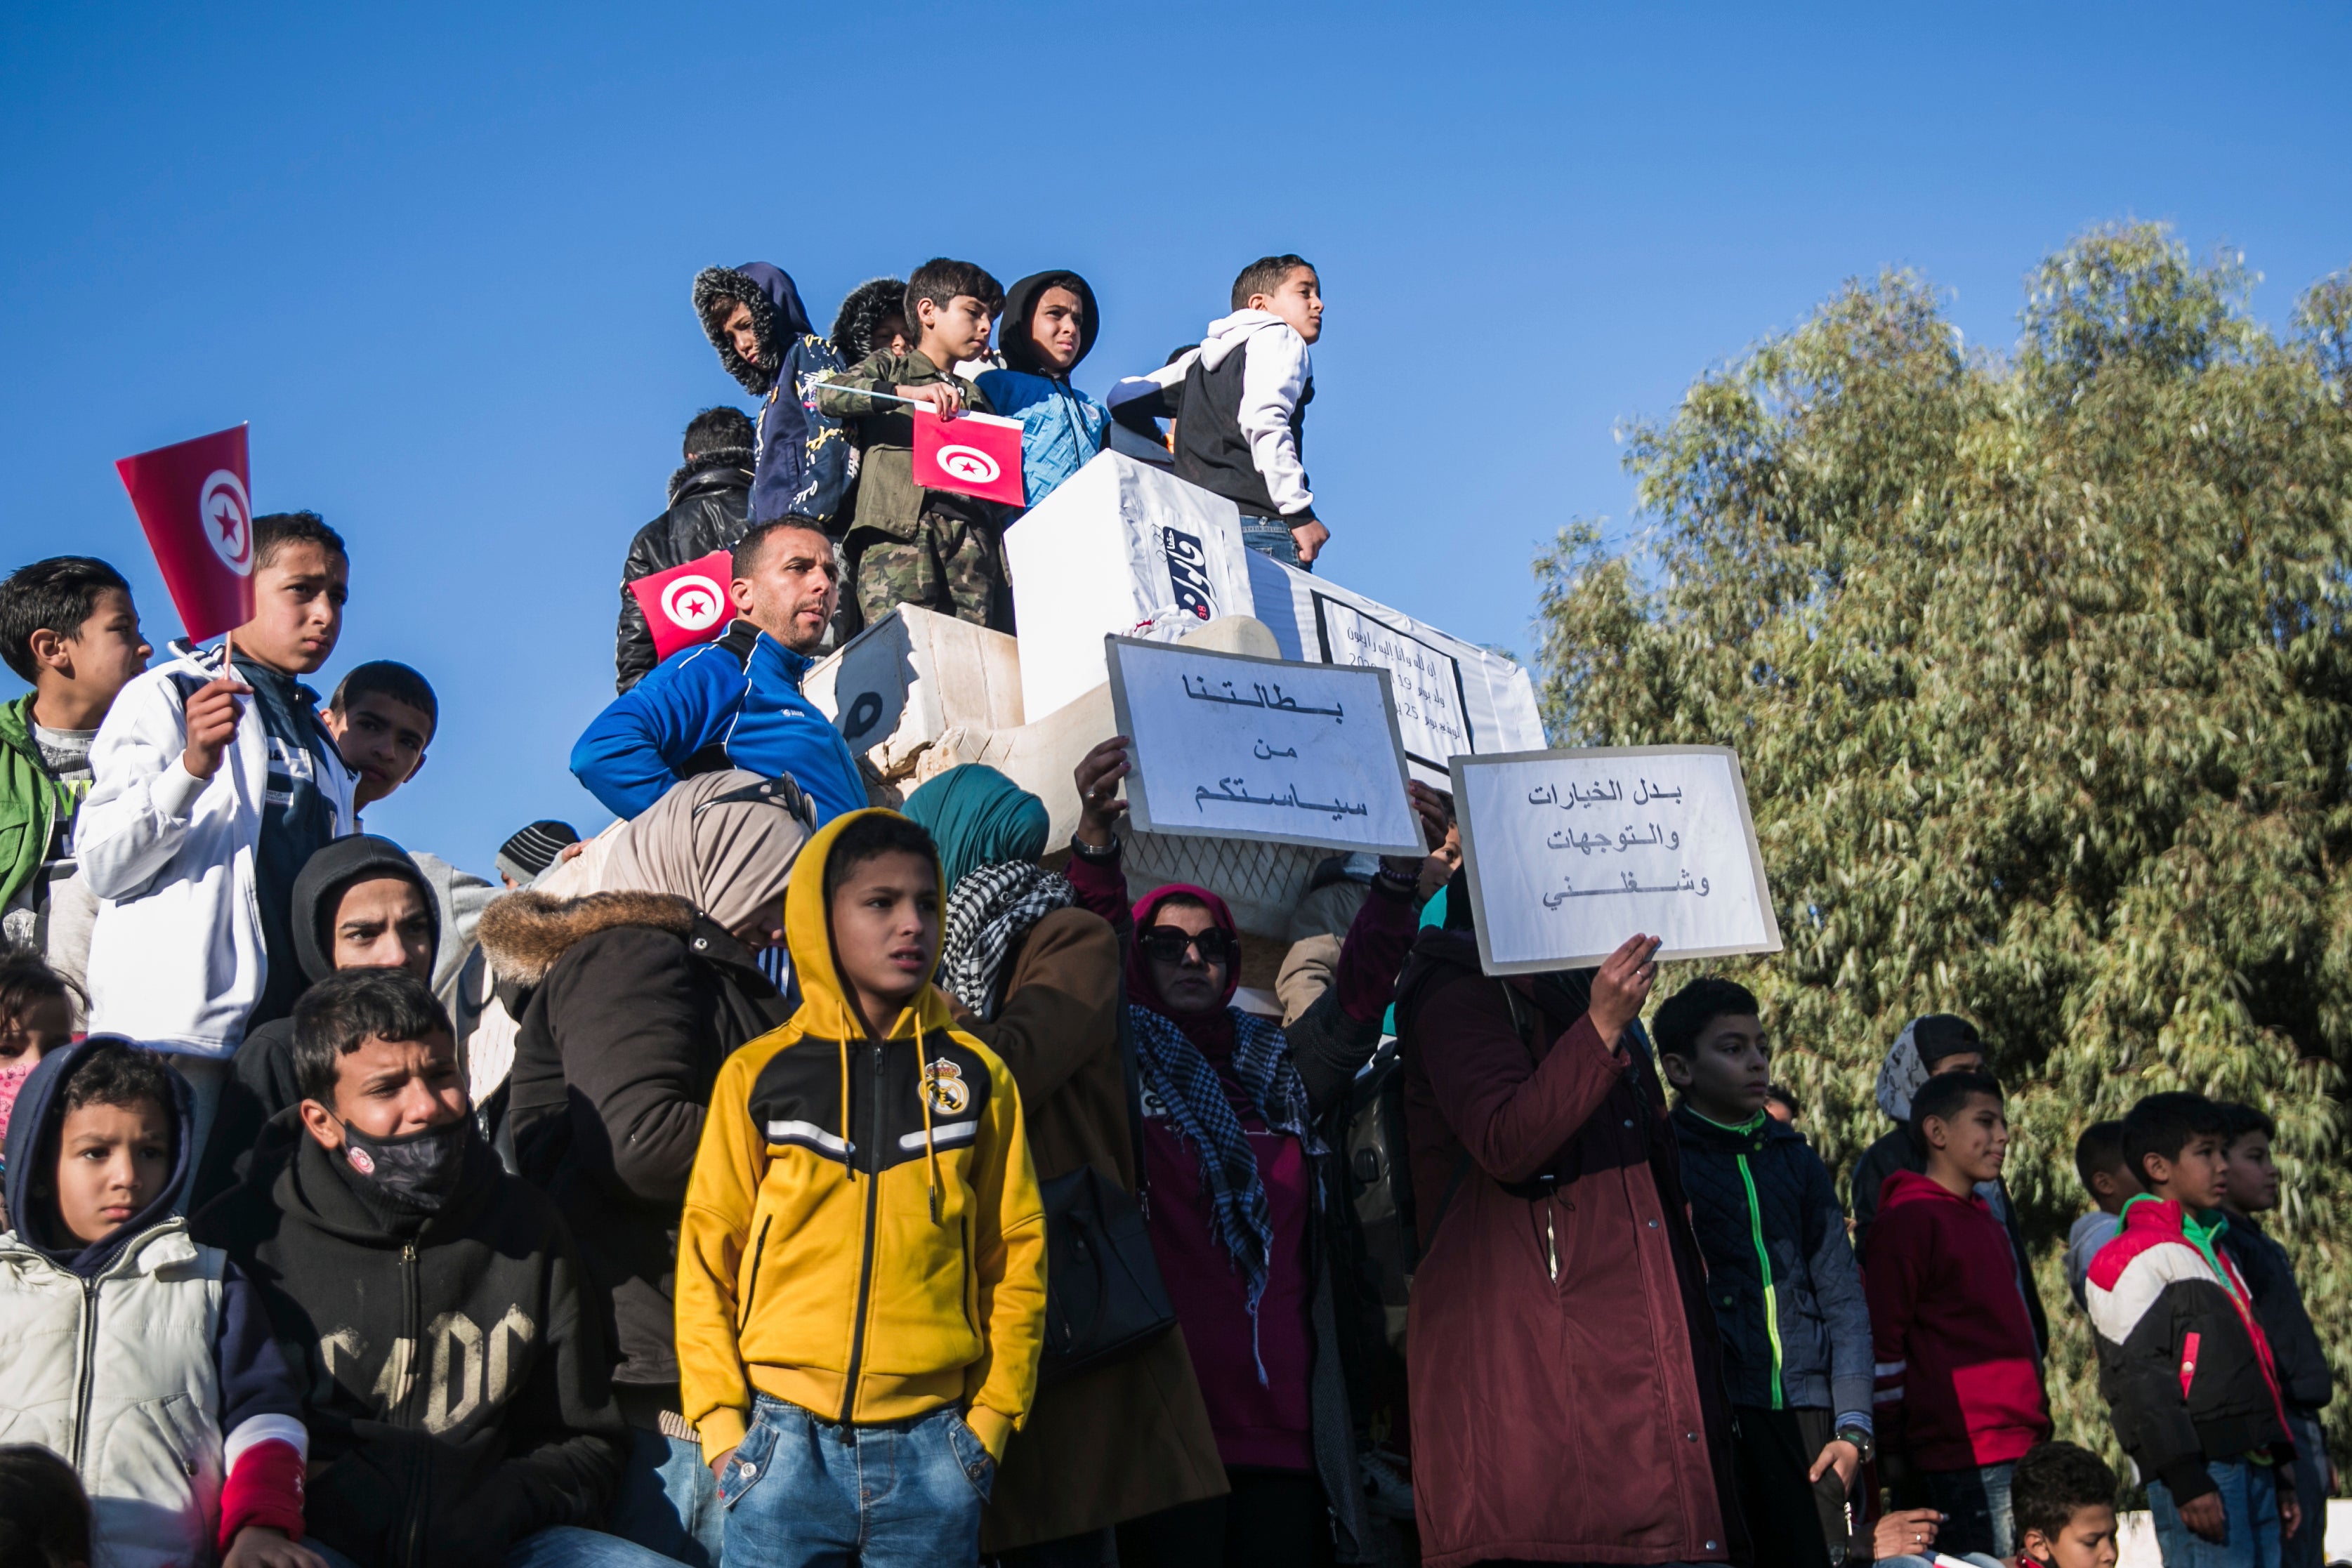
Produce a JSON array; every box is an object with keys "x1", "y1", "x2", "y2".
[{"x1": 614, "y1": 452, "x2": 753, "y2": 692}]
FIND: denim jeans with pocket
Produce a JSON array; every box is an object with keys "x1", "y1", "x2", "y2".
[
  {"x1": 1238, "y1": 515, "x2": 1304, "y2": 568},
  {"x1": 608, "y1": 1425, "x2": 724, "y2": 1567},
  {"x1": 718, "y1": 1395, "x2": 993, "y2": 1568},
  {"x1": 2146, "y1": 1457, "x2": 2285, "y2": 1568}
]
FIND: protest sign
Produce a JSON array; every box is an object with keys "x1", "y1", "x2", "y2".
[
  {"x1": 1243, "y1": 552, "x2": 1545, "y2": 789},
  {"x1": 913, "y1": 407, "x2": 1025, "y2": 506},
  {"x1": 627, "y1": 548, "x2": 735, "y2": 662},
  {"x1": 1105, "y1": 634, "x2": 1421, "y2": 856},
  {"x1": 1452, "y1": 745, "x2": 1782, "y2": 975},
  {"x1": 1006, "y1": 452, "x2": 1257, "y2": 720},
  {"x1": 114, "y1": 423, "x2": 254, "y2": 642}
]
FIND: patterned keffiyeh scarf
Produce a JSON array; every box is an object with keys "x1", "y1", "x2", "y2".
[
  {"x1": 937, "y1": 861, "x2": 1075, "y2": 1021},
  {"x1": 1126, "y1": 1001, "x2": 1324, "y2": 1380}
]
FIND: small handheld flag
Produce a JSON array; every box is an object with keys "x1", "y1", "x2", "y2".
[
  {"x1": 912, "y1": 407, "x2": 1025, "y2": 506},
  {"x1": 114, "y1": 424, "x2": 256, "y2": 643},
  {"x1": 628, "y1": 548, "x2": 737, "y2": 662}
]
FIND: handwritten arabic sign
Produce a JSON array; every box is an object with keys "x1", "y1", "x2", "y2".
[
  {"x1": 1452, "y1": 746, "x2": 1782, "y2": 976},
  {"x1": 1105, "y1": 635, "x2": 1422, "y2": 856}
]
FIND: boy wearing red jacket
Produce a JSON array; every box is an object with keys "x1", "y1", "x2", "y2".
[{"x1": 1863, "y1": 1070, "x2": 2052, "y2": 1560}]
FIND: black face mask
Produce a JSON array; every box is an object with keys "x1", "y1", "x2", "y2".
[{"x1": 340, "y1": 1116, "x2": 471, "y2": 1211}]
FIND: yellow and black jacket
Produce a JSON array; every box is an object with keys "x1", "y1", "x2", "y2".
[{"x1": 676, "y1": 810, "x2": 1046, "y2": 1463}]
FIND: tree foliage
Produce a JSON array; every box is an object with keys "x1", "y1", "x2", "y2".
[{"x1": 1537, "y1": 223, "x2": 2352, "y2": 1469}]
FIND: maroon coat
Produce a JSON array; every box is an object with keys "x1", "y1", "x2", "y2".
[{"x1": 1395, "y1": 930, "x2": 1744, "y2": 1567}]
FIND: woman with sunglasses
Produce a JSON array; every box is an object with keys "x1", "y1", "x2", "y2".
[{"x1": 1064, "y1": 738, "x2": 1450, "y2": 1568}]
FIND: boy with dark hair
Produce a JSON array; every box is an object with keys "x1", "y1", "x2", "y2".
[
  {"x1": 1655, "y1": 977, "x2": 1874, "y2": 1568},
  {"x1": 815, "y1": 258, "x2": 1017, "y2": 631},
  {"x1": 195, "y1": 966, "x2": 669, "y2": 1568},
  {"x1": 676, "y1": 808, "x2": 1046, "y2": 1567},
  {"x1": 572, "y1": 516, "x2": 866, "y2": 826},
  {"x1": 2009, "y1": 1441, "x2": 2122, "y2": 1568},
  {"x1": 2214, "y1": 1102, "x2": 2332, "y2": 1568},
  {"x1": 615, "y1": 406, "x2": 760, "y2": 692},
  {"x1": 830, "y1": 277, "x2": 912, "y2": 367},
  {"x1": 0, "y1": 555, "x2": 151, "y2": 999},
  {"x1": 1151, "y1": 254, "x2": 1328, "y2": 566},
  {"x1": 1864, "y1": 1070, "x2": 2053, "y2": 1560},
  {"x1": 692, "y1": 263, "x2": 850, "y2": 530},
  {"x1": 975, "y1": 270, "x2": 1110, "y2": 508},
  {"x1": 323, "y1": 659, "x2": 435, "y2": 814},
  {"x1": 2087, "y1": 1092, "x2": 2301, "y2": 1565},
  {"x1": 2065, "y1": 1119, "x2": 2139, "y2": 1308},
  {"x1": 1, "y1": 1038, "x2": 313, "y2": 1567}
]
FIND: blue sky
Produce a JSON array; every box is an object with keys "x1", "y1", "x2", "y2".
[{"x1": 4, "y1": 2, "x2": 2346, "y2": 877}]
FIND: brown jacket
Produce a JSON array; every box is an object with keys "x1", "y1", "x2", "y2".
[
  {"x1": 1394, "y1": 928, "x2": 1744, "y2": 1567},
  {"x1": 947, "y1": 906, "x2": 1228, "y2": 1550}
]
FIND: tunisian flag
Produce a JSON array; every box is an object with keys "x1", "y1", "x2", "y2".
[
  {"x1": 114, "y1": 424, "x2": 255, "y2": 642},
  {"x1": 912, "y1": 407, "x2": 1026, "y2": 506},
  {"x1": 627, "y1": 548, "x2": 737, "y2": 663}
]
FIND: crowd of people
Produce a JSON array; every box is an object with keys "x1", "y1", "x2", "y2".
[{"x1": 0, "y1": 253, "x2": 2332, "y2": 1568}]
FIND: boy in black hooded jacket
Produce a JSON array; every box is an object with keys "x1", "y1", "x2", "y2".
[{"x1": 193, "y1": 968, "x2": 665, "y2": 1568}]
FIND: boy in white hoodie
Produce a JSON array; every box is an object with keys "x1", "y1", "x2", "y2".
[{"x1": 1162, "y1": 254, "x2": 1329, "y2": 567}]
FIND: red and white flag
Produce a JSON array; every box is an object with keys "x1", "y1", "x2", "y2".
[
  {"x1": 912, "y1": 408, "x2": 1026, "y2": 506},
  {"x1": 627, "y1": 548, "x2": 737, "y2": 662},
  {"x1": 114, "y1": 424, "x2": 255, "y2": 642}
]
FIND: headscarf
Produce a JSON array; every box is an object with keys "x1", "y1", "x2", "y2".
[
  {"x1": 1874, "y1": 1013, "x2": 1983, "y2": 1122},
  {"x1": 600, "y1": 770, "x2": 813, "y2": 934},
  {"x1": 937, "y1": 861, "x2": 1074, "y2": 1022},
  {"x1": 901, "y1": 765, "x2": 1049, "y2": 895},
  {"x1": 1125, "y1": 880, "x2": 1318, "y2": 1378}
]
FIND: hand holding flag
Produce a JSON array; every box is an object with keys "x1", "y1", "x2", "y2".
[
  {"x1": 115, "y1": 423, "x2": 258, "y2": 776},
  {"x1": 912, "y1": 406, "x2": 1025, "y2": 506}
]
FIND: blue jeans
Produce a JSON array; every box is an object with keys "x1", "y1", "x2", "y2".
[
  {"x1": 2147, "y1": 1458, "x2": 2284, "y2": 1568},
  {"x1": 1923, "y1": 1461, "x2": 2018, "y2": 1559},
  {"x1": 308, "y1": 1526, "x2": 676, "y2": 1568},
  {"x1": 720, "y1": 1395, "x2": 994, "y2": 1568},
  {"x1": 609, "y1": 1426, "x2": 723, "y2": 1567},
  {"x1": 1238, "y1": 515, "x2": 1305, "y2": 568}
]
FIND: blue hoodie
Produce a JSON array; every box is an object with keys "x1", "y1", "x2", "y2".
[
  {"x1": 570, "y1": 621, "x2": 867, "y2": 824},
  {"x1": 692, "y1": 263, "x2": 851, "y2": 527}
]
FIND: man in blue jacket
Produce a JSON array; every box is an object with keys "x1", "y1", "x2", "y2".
[{"x1": 572, "y1": 519, "x2": 866, "y2": 824}]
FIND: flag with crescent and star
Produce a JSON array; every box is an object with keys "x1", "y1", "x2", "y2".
[{"x1": 114, "y1": 423, "x2": 256, "y2": 642}]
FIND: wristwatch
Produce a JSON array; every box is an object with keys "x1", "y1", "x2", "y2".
[{"x1": 1836, "y1": 1426, "x2": 1875, "y2": 1466}]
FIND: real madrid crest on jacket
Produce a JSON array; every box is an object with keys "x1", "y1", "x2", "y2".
[{"x1": 674, "y1": 809, "x2": 1049, "y2": 1466}]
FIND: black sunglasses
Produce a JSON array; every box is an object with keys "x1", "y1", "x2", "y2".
[{"x1": 1138, "y1": 926, "x2": 1237, "y2": 966}]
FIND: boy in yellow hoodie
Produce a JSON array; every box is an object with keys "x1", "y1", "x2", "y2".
[{"x1": 676, "y1": 809, "x2": 1046, "y2": 1567}]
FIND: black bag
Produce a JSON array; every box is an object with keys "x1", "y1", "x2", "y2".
[{"x1": 1036, "y1": 994, "x2": 1176, "y2": 1386}]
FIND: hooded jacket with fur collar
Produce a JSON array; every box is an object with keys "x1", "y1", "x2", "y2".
[
  {"x1": 615, "y1": 449, "x2": 755, "y2": 693},
  {"x1": 692, "y1": 263, "x2": 850, "y2": 529},
  {"x1": 674, "y1": 810, "x2": 1047, "y2": 1465},
  {"x1": 485, "y1": 887, "x2": 788, "y2": 1392}
]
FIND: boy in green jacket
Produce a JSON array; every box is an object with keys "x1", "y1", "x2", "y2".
[
  {"x1": 814, "y1": 258, "x2": 1011, "y2": 632},
  {"x1": 0, "y1": 557, "x2": 152, "y2": 999}
]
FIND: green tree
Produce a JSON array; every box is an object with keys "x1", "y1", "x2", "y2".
[{"x1": 1537, "y1": 223, "x2": 2352, "y2": 1470}]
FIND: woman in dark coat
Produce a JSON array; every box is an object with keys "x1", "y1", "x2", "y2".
[
  {"x1": 479, "y1": 768, "x2": 803, "y2": 1568},
  {"x1": 1392, "y1": 885, "x2": 1747, "y2": 1568}
]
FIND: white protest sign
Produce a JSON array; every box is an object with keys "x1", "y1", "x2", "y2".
[
  {"x1": 1105, "y1": 635, "x2": 1421, "y2": 856},
  {"x1": 1453, "y1": 746, "x2": 1782, "y2": 975}
]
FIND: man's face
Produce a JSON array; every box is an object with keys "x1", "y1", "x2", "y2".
[
  {"x1": 55, "y1": 1096, "x2": 172, "y2": 1244},
  {"x1": 329, "y1": 874, "x2": 435, "y2": 979},
  {"x1": 324, "y1": 692, "x2": 432, "y2": 810},
  {"x1": 918, "y1": 294, "x2": 996, "y2": 364},
  {"x1": 2222, "y1": 1131, "x2": 2280, "y2": 1213},
  {"x1": 1926, "y1": 1091, "x2": 2009, "y2": 1185},
  {"x1": 2023, "y1": 1502, "x2": 2121, "y2": 1568},
  {"x1": 723, "y1": 301, "x2": 762, "y2": 367},
  {"x1": 1250, "y1": 266, "x2": 1324, "y2": 344},
  {"x1": 829, "y1": 850, "x2": 940, "y2": 1019},
  {"x1": 1141, "y1": 903, "x2": 1231, "y2": 1018},
  {"x1": 237, "y1": 541, "x2": 346, "y2": 674},
  {"x1": 33, "y1": 588, "x2": 151, "y2": 706},
  {"x1": 1663, "y1": 1013, "x2": 1770, "y2": 1121},
  {"x1": 1028, "y1": 286, "x2": 1086, "y2": 374},
  {"x1": 731, "y1": 526, "x2": 837, "y2": 654},
  {"x1": 2148, "y1": 1131, "x2": 2230, "y2": 1211},
  {"x1": 301, "y1": 1031, "x2": 466, "y2": 1149}
]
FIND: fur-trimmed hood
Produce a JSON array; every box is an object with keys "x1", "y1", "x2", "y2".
[
  {"x1": 693, "y1": 263, "x2": 815, "y2": 395},
  {"x1": 667, "y1": 447, "x2": 755, "y2": 507},
  {"x1": 477, "y1": 889, "x2": 695, "y2": 987}
]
